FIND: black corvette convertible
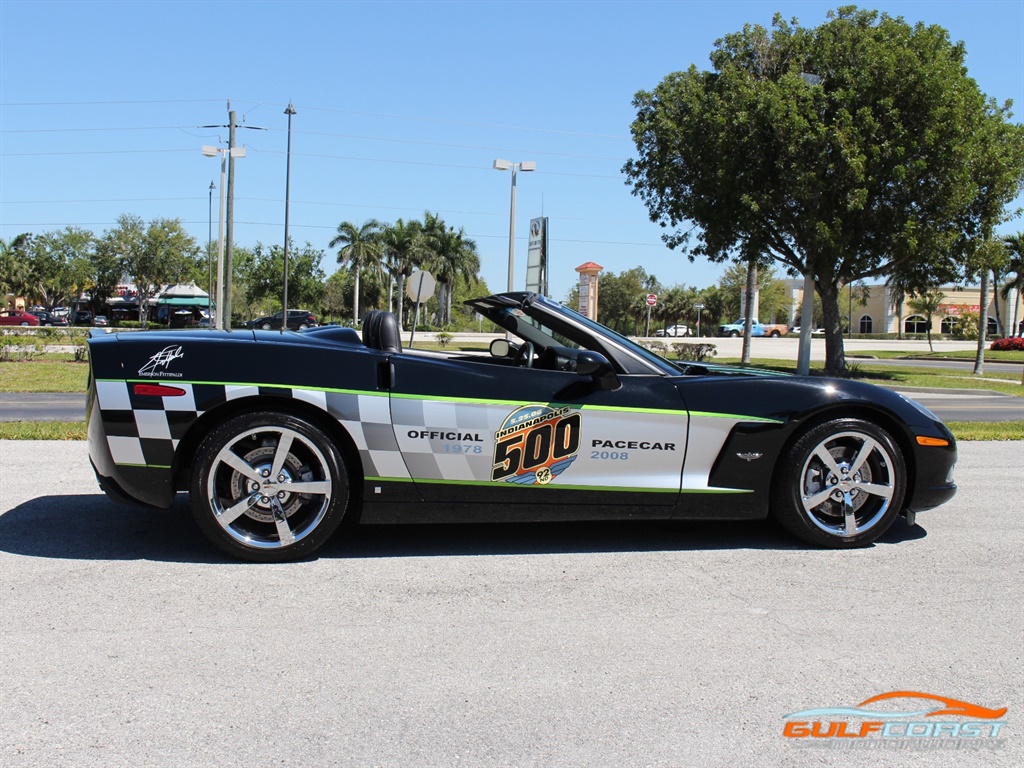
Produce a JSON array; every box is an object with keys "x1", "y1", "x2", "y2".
[{"x1": 87, "y1": 292, "x2": 956, "y2": 561}]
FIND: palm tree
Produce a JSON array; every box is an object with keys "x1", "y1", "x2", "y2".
[
  {"x1": 379, "y1": 218, "x2": 425, "y2": 330},
  {"x1": 329, "y1": 220, "x2": 382, "y2": 323},
  {"x1": 430, "y1": 225, "x2": 479, "y2": 325},
  {"x1": 1001, "y1": 232, "x2": 1024, "y2": 336},
  {"x1": 907, "y1": 289, "x2": 945, "y2": 352}
]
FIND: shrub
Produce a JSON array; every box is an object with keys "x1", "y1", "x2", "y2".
[
  {"x1": 672, "y1": 342, "x2": 717, "y2": 362},
  {"x1": 435, "y1": 331, "x2": 453, "y2": 349},
  {"x1": 990, "y1": 336, "x2": 1024, "y2": 351},
  {"x1": 0, "y1": 335, "x2": 43, "y2": 362}
]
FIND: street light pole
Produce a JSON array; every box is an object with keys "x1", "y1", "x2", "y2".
[
  {"x1": 225, "y1": 110, "x2": 237, "y2": 329},
  {"x1": 282, "y1": 101, "x2": 296, "y2": 332},
  {"x1": 493, "y1": 159, "x2": 535, "y2": 292},
  {"x1": 207, "y1": 180, "x2": 215, "y2": 327}
]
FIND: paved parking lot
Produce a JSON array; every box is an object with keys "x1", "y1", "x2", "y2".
[{"x1": 1, "y1": 440, "x2": 1021, "y2": 767}]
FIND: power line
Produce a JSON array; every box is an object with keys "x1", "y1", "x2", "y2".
[
  {"x1": 0, "y1": 97, "x2": 629, "y2": 140},
  {"x1": 0, "y1": 125, "x2": 628, "y2": 162}
]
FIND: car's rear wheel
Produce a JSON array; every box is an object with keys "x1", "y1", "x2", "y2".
[
  {"x1": 190, "y1": 412, "x2": 349, "y2": 562},
  {"x1": 770, "y1": 330, "x2": 781, "y2": 337},
  {"x1": 771, "y1": 418, "x2": 905, "y2": 548},
  {"x1": 730, "y1": 330, "x2": 739, "y2": 337},
  {"x1": 260, "y1": 322, "x2": 272, "y2": 330}
]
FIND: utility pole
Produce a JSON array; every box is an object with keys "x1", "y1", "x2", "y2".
[
  {"x1": 224, "y1": 109, "x2": 237, "y2": 329},
  {"x1": 282, "y1": 102, "x2": 296, "y2": 331}
]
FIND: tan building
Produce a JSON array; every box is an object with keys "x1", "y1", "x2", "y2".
[{"x1": 784, "y1": 280, "x2": 1023, "y2": 337}]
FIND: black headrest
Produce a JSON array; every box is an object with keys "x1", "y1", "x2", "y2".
[
  {"x1": 362, "y1": 310, "x2": 402, "y2": 354},
  {"x1": 361, "y1": 310, "x2": 381, "y2": 347}
]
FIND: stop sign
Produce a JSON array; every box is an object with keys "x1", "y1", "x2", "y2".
[{"x1": 646, "y1": 293, "x2": 657, "y2": 306}]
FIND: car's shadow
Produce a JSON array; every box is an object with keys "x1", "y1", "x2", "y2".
[{"x1": 0, "y1": 494, "x2": 926, "y2": 564}]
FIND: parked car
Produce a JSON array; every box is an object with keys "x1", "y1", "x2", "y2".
[
  {"x1": 790, "y1": 326, "x2": 826, "y2": 336},
  {"x1": 655, "y1": 325, "x2": 692, "y2": 338},
  {"x1": 74, "y1": 310, "x2": 94, "y2": 325},
  {"x1": 718, "y1": 318, "x2": 789, "y2": 337},
  {"x1": 244, "y1": 309, "x2": 318, "y2": 331},
  {"x1": 86, "y1": 291, "x2": 957, "y2": 562},
  {"x1": 30, "y1": 310, "x2": 70, "y2": 327},
  {"x1": 0, "y1": 310, "x2": 40, "y2": 326},
  {"x1": 92, "y1": 315, "x2": 108, "y2": 327}
]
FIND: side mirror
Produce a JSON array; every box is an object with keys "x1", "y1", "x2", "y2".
[
  {"x1": 490, "y1": 338, "x2": 511, "y2": 358},
  {"x1": 576, "y1": 350, "x2": 620, "y2": 390}
]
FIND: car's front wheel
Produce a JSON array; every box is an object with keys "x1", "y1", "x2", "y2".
[
  {"x1": 260, "y1": 322, "x2": 272, "y2": 330},
  {"x1": 190, "y1": 411, "x2": 350, "y2": 561},
  {"x1": 771, "y1": 418, "x2": 905, "y2": 548}
]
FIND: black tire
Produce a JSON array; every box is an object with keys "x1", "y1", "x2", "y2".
[
  {"x1": 260, "y1": 322, "x2": 272, "y2": 331},
  {"x1": 298, "y1": 323, "x2": 309, "y2": 330},
  {"x1": 770, "y1": 330, "x2": 781, "y2": 338},
  {"x1": 730, "y1": 330, "x2": 740, "y2": 338},
  {"x1": 190, "y1": 411, "x2": 350, "y2": 562},
  {"x1": 771, "y1": 418, "x2": 905, "y2": 548}
]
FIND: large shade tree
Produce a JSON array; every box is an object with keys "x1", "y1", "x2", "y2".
[
  {"x1": 101, "y1": 215, "x2": 200, "y2": 328},
  {"x1": 624, "y1": 6, "x2": 1024, "y2": 375}
]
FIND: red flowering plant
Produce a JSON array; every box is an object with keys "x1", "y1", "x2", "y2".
[{"x1": 990, "y1": 336, "x2": 1024, "y2": 351}]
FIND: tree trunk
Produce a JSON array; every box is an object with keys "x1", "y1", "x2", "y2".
[
  {"x1": 819, "y1": 281, "x2": 847, "y2": 377},
  {"x1": 973, "y1": 270, "x2": 989, "y2": 376},
  {"x1": 352, "y1": 268, "x2": 361, "y2": 323},
  {"x1": 741, "y1": 262, "x2": 755, "y2": 365},
  {"x1": 396, "y1": 273, "x2": 406, "y2": 332},
  {"x1": 991, "y1": 269, "x2": 1003, "y2": 337}
]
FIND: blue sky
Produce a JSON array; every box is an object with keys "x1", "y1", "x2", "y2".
[{"x1": 1, "y1": 0, "x2": 1022, "y2": 302}]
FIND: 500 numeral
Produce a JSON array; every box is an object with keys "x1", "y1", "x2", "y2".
[{"x1": 492, "y1": 413, "x2": 581, "y2": 481}]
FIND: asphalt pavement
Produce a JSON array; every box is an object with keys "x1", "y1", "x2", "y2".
[{"x1": 0, "y1": 440, "x2": 1020, "y2": 767}]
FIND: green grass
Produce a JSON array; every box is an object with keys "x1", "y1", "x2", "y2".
[
  {"x1": 945, "y1": 421, "x2": 1024, "y2": 441},
  {"x1": 0, "y1": 361, "x2": 89, "y2": 392},
  {"x1": 0, "y1": 421, "x2": 87, "y2": 440},
  {"x1": 716, "y1": 357, "x2": 1023, "y2": 396},
  {"x1": 852, "y1": 349, "x2": 1023, "y2": 362}
]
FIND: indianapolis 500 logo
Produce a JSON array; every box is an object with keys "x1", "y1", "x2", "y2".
[{"x1": 491, "y1": 404, "x2": 581, "y2": 485}]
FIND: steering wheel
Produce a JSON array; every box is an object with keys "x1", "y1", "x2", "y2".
[{"x1": 515, "y1": 341, "x2": 536, "y2": 368}]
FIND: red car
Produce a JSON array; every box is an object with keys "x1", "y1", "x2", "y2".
[{"x1": 0, "y1": 310, "x2": 40, "y2": 326}]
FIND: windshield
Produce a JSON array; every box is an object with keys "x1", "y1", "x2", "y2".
[{"x1": 530, "y1": 296, "x2": 679, "y2": 376}]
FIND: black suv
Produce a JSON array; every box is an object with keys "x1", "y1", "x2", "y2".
[{"x1": 245, "y1": 309, "x2": 318, "y2": 331}]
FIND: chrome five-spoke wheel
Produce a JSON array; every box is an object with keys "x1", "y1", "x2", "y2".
[
  {"x1": 772, "y1": 418, "x2": 906, "y2": 547},
  {"x1": 191, "y1": 412, "x2": 349, "y2": 561}
]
